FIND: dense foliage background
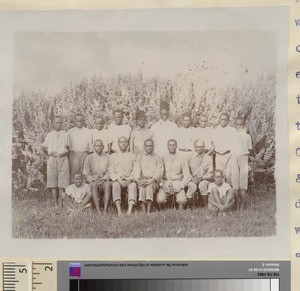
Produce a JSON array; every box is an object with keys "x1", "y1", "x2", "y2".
[{"x1": 12, "y1": 72, "x2": 276, "y2": 192}]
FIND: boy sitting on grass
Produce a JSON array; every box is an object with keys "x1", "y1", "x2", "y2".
[
  {"x1": 61, "y1": 173, "x2": 92, "y2": 212},
  {"x1": 207, "y1": 170, "x2": 235, "y2": 216}
]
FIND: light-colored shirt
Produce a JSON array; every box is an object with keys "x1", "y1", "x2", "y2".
[
  {"x1": 162, "y1": 153, "x2": 191, "y2": 186},
  {"x1": 68, "y1": 127, "x2": 92, "y2": 152},
  {"x1": 193, "y1": 127, "x2": 213, "y2": 150},
  {"x1": 107, "y1": 123, "x2": 132, "y2": 152},
  {"x1": 133, "y1": 153, "x2": 163, "y2": 181},
  {"x1": 91, "y1": 128, "x2": 108, "y2": 152},
  {"x1": 231, "y1": 130, "x2": 252, "y2": 156},
  {"x1": 188, "y1": 152, "x2": 213, "y2": 180},
  {"x1": 213, "y1": 125, "x2": 236, "y2": 153},
  {"x1": 177, "y1": 127, "x2": 195, "y2": 150},
  {"x1": 208, "y1": 182, "x2": 231, "y2": 198},
  {"x1": 83, "y1": 152, "x2": 110, "y2": 183},
  {"x1": 65, "y1": 183, "x2": 91, "y2": 203},
  {"x1": 130, "y1": 127, "x2": 154, "y2": 155},
  {"x1": 151, "y1": 119, "x2": 178, "y2": 156},
  {"x1": 109, "y1": 151, "x2": 135, "y2": 181},
  {"x1": 43, "y1": 130, "x2": 69, "y2": 154}
]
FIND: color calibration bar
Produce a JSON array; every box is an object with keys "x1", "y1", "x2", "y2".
[{"x1": 69, "y1": 279, "x2": 279, "y2": 291}]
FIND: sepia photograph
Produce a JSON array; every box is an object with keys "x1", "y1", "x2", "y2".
[{"x1": 11, "y1": 28, "x2": 278, "y2": 239}]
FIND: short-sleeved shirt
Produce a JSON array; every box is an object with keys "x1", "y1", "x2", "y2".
[
  {"x1": 193, "y1": 127, "x2": 213, "y2": 150},
  {"x1": 109, "y1": 151, "x2": 135, "y2": 181},
  {"x1": 91, "y1": 128, "x2": 109, "y2": 152},
  {"x1": 231, "y1": 130, "x2": 252, "y2": 156},
  {"x1": 208, "y1": 182, "x2": 231, "y2": 198},
  {"x1": 130, "y1": 127, "x2": 154, "y2": 155},
  {"x1": 213, "y1": 125, "x2": 236, "y2": 153},
  {"x1": 151, "y1": 119, "x2": 178, "y2": 156},
  {"x1": 177, "y1": 127, "x2": 195, "y2": 150},
  {"x1": 43, "y1": 130, "x2": 69, "y2": 154},
  {"x1": 107, "y1": 123, "x2": 132, "y2": 152},
  {"x1": 65, "y1": 183, "x2": 91, "y2": 203},
  {"x1": 68, "y1": 127, "x2": 92, "y2": 152}
]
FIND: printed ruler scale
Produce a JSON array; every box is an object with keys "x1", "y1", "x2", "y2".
[{"x1": 1, "y1": 261, "x2": 56, "y2": 291}]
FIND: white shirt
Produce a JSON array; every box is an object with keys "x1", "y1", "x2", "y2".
[
  {"x1": 208, "y1": 182, "x2": 231, "y2": 198},
  {"x1": 91, "y1": 128, "x2": 108, "y2": 152},
  {"x1": 65, "y1": 183, "x2": 91, "y2": 203},
  {"x1": 68, "y1": 127, "x2": 92, "y2": 152},
  {"x1": 151, "y1": 119, "x2": 178, "y2": 156},
  {"x1": 231, "y1": 129, "x2": 252, "y2": 156},
  {"x1": 107, "y1": 123, "x2": 132, "y2": 152},
  {"x1": 193, "y1": 127, "x2": 213, "y2": 150},
  {"x1": 213, "y1": 125, "x2": 236, "y2": 153},
  {"x1": 43, "y1": 130, "x2": 69, "y2": 154},
  {"x1": 177, "y1": 127, "x2": 195, "y2": 150}
]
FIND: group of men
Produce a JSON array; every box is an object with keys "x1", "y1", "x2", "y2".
[{"x1": 43, "y1": 101, "x2": 252, "y2": 216}]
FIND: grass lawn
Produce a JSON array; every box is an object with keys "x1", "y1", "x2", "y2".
[{"x1": 12, "y1": 183, "x2": 276, "y2": 239}]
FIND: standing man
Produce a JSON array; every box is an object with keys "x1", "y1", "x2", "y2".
[
  {"x1": 157, "y1": 139, "x2": 191, "y2": 210},
  {"x1": 150, "y1": 101, "x2": 177, "y2": 156},
  {"x1": 231, "y1": 117, "x2": 252, "y2": 210},
  {"x1": 194, "y1": 114, "x2": 214, "y2": 155},
  {"x1": 186, "y1": 139, "x2": 213, "y2": 208},
  {"x1": 107, "y1": 109, "x2": 132, "y2": 154},
  {"x1": 83, "y1": 139, "x2": 111, "y2": 214},
  {"x1": 68, "y1": 113, "x2": 92, "y2": 181},
  {"x1": 133, "y1": 138, "x2": 164, "y2": 214},
  {"x1": 43, "y1": 115, "x2": 70, "y2": 209},
  {"x1": 212, "y1": 112, "x2": 236, "y2": 184},
  {"x1": 109, "y1": 137, "x2": 137, "y2": 215},
  {"x1": 130, "y1": 110, "x2": 154, "y2": 156},
  {"x1": 91, "y1": 116, "x2": 108, "y2": 153},
  {"x1": 177, "y1": 112, "x2": 195, "y2": 160}
]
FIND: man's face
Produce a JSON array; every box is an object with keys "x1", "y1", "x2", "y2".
[
  {"x1": 236, "y1": 119, "x2": 245, "y2": 131},
  {"x1": 53, "y1": 118, "x2": 63, "y2": 131},
  {"x1": 95, "y1": 118, "x2": 104, "y2": 131},
  {"x1": 114, "y1": 112, "x2": 123, "y2": 125},
  {"x1": 93, "y1": 140, "x2": 104, "y2": 154},
  {"x1": 74, "y1": 174, "x2": 83, "y2": 187},
  {"x1": 160, "y1": 109, "x2": 169, "y2": 121},
  {"x1": 167, "y1": 140, "x2": 177, "y2": 154},
  {"x1": 199, "y1": 116, "x2": 208, "y2": 128},
  {"x1": 118, "y1": 137, "x2": 128, "y2": 152},
  {"x1": 144, "y1": 140, "x2": 154, "y2": 154},
  {"x1": 182, "y1": 116, "x2": 191, "y2": 128},
  {"x1": 219, "y1": 115, "x2": 229, "y2": 128},
  {"x1": 194, "y1": 143, "x2": 205, "y2": 155},
  {"x1": 213, "y1": 172, "x2": 224, "y2": 186},
  {"x1": 137, "y1": 117, "x2": 146, "y2": 128},
  {"x1": 75, "y1": 116, "x2": 84, "y2": 128}
]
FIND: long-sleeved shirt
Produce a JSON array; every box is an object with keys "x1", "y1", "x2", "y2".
[
  {"x1": 133, "y1": 152, "x2": 163, "y2": 181},
  {"x1": 83, "y1": 152, "x2": 110, "y2": 183},
  {"x1": 109, "y1": 151, "x2": 135, "y2": 181},
  {"x1": 68, "y1": 127, "x2": 92, "y2": 152},
  {"x1": 151, "y1": 119, "x2": 178, "y2": 156},
  {"x1": 162, "y1": 153, "x2": 191, "y2": 186},
  {"x1": 107, "y1": 122, "x2": 132, "y2": 152},
  {"x1": 213, "y1": 125, "x2": 236, "y2": 153},
  {"x1": 130, "y1": 126, "x2": 154, "y2": 155},
  {"x1": 43, "y1": 130, "x2": 69, "y2": 154},
  {"x1": 188, "y1": 152, "x2": 213, "y2": 181}
]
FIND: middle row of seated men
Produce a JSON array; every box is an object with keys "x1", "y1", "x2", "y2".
[{"x1": 62, "y1": 137, "x2": 235, "y2": 216}]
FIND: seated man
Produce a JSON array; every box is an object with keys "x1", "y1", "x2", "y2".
[
  {"x1": 157, "y1": 139, "x2": 191, "y2": 210},
  {"x1": 83, "y1": 139, "x2": 111, "y2": 214},
  {"x1": 187, "y1": 139, "x2": 213, "y2": 208},
  {"x1": 207, "y1": 170, "x2": 235, "y2": 216},
  {"x1": 61, "y1": 172, "x2": 92, "y2": 212},
  {"x1": 109, "y1": 136, "x2": 137, "y2": 215},
  {"x1": 133, "y1": 138, "x2": 163, "y2": 214}
]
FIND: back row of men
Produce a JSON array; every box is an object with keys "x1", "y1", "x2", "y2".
[{"x1": 43, "y1": 101, "x2": 252, "y2": 215}]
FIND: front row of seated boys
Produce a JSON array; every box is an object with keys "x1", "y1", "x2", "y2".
[{"x1": 60, "y1": 137, "x2": 235, "y2": 216}]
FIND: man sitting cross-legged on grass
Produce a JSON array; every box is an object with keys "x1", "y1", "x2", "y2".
[
  {"x1": 207, "y1": 170, "x2": 235, "y2": 216},
  {"x1": 61, "y1": 172, "x2": 92, "y2": 212},
  {"x1": 157, "y1": 139, "x2": 191, "y2": 210},
  {"x1": 83, "y1": 139, "x2": 111, "y2": 215},
  {"x1": 109, "y1": 136, "x2": 137, "y2": 215},
  {"x1": 133, "y1": 138, "x2": 163, "y2": 214},
  {"x1": 186, "y1": 139, "x2": 213, "y2": 208}
]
